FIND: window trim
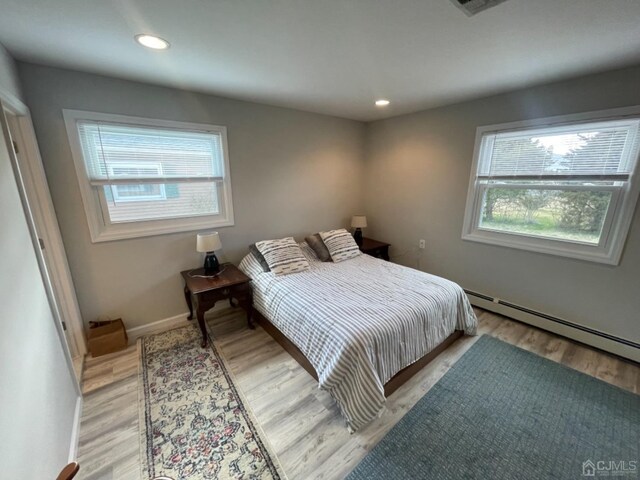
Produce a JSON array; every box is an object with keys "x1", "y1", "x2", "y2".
[
  {"x1": 63, "y1": 110, "x2": 234, "y2": 242},
  {"x1": 461, "y1": 106, "x2": 640, "y2": 265}
]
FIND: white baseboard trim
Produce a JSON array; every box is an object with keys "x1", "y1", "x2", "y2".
[
  {"x1": 68, "y1": 394, "x2": 82, "y2": 462},
  {"x1": 126, "y1": 303, "x2": 230, "y2": 344},
  {"x1": 468, "y1": 294, "x2": 640, "y2": 363},
  {"x1": 127, "y1": 312, "x2": 191, "y2": 344}
]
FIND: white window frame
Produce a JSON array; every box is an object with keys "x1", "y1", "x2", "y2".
[
  {"x1": 461, "y1": 106, "x2": 640, "y2": 265},
  {"x1": 63, "y1": 110, "x2": 234, "y2": 242}
]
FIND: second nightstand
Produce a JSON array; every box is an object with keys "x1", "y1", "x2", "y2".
[
  {"x1": 359, "y1": 237, "x2": 391, "y2": 261},
  {"x1": 181, "y1": 264, "x2": 253, "y2": 347}
]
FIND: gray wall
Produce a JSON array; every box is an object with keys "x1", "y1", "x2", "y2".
[
  {"x1": 17, "y1": 60, "x2": 640, "y2": 344},
  {"x1": 0, "y1": 43, "x2": 21, "y2": 103},
  {"x1": 18, "y1": 62, "x2": 366, "y2": 330},
  {"x1": 0, "y1": 50, "x2": 79, "y2": 478},
  {"x1": 365, "y1": 65, "x2": 640, "y2": 344}
]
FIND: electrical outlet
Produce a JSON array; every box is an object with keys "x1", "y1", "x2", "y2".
[{"x1": 419, "y1": 239, "x2": 426, "y2": 249}]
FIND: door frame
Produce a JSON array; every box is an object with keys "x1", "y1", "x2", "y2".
[
  {"x1": 1, "y1": 92, "x2": 87, "y2": 361},
  {"x1": 1, "y1": 74, "x2": 86, "y2": 465},
  {"x1": 1, "y1": 101, "x2": 84, "y2": 463},
  {"x1": 5, "y1": 111, "x2": 88, "y2": 359}
]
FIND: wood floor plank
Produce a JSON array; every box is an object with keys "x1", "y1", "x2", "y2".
[
  {"x1": 82, "y1": 347, "x2": 138, "y2": 395},
  {"x1": 615, "y1": 360, "x2": 640, "y2": 394},
  {"x1": 561, "y1": 342, "x2": 600, "y2": 376},
  {"x1": 75, "y1": 308, "x2": 640, "y2": 480}
]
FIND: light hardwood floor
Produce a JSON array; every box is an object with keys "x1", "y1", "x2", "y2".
[{"x1": 76, "y1": 308, "x2": 639, "y2": 480}]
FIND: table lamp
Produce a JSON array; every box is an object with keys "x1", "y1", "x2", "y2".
[
  {"x1": 197, "y1": 232, "x2": 222, "y2": 275},
  {"x1": 351, "y1": 215, "x2": 367, "y2": 246}
]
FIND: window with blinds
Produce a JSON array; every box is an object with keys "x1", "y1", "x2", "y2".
[
  {"x1": 64, "y1": 111, "x2": 234, "y2": 242},
  {"x1": 462, "y1": 110, "x2": 640, "y2": 264}
]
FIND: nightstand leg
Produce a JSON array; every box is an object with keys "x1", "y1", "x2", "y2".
[
  {"x1": 184, "y1": 285, "x2": 194, "y2": 320},
  {"x1": 196, "y1": 309, "x2": 208, "y2": 348},
  {"x1": 247, "y1": 305, "x2": 255, "y2": 329},
  {"x1": 247, "y1": 292, "x2": 254, "y2": 329},
  {"x1": 235, "y1": 293, "x2": 254, "y2": 329}
]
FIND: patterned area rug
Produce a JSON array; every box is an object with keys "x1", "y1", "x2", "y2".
[
  {"x1": 138, "y1": 325, "x2": 285, "y2": 480},
  {"x1": 347, "y1": 335, "x2": 639, "y2": 480}
]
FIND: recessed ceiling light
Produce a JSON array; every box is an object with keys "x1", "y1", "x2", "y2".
[
  {"x1": 375, "y1": 99, "x2": 390, "y2": 107},
  {"x1": 135, "y1": 34, "x2": 170, "y2": 50}
]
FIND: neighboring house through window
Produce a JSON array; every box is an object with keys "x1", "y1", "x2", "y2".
[{"x1": 107, "y1": 164, "x2": 167, "y2": 202}]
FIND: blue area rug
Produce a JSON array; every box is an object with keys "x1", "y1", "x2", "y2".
[{"x1": 347, "y1": 335, "x2": 639, "y2": 480}]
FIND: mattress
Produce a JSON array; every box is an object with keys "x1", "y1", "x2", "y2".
[{"x1": 239, "y1": 243, "x2": 477, "y2": 431}]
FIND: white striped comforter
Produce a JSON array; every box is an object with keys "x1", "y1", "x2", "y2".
[{"x1": 239, "y1": 244, "x2": 477, "y2": 432}]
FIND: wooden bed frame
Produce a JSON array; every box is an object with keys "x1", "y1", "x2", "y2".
[{"x1": 252, "y1": 309, "x2": 463, "y2": 397}]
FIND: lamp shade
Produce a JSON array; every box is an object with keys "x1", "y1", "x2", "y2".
[
  {"x1": 196, "y1": 232, "x2": 222, "y2": 253},
  {"x1": 351, "y1": 215, "x2": 367, "y2": 228}
]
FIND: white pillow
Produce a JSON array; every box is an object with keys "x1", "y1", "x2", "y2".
[
  {"x1": 255, "y1": 237, "x2": 310, "y2": 275},
  {"x1": 319, "y1": 228, "x2": 362, "y2": 263}
]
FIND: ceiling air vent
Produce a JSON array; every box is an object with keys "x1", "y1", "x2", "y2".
[{"x1": 451, "y1": 0, "x2": 509, "y2": 16}]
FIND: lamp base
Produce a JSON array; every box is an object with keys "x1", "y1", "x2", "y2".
[
  {"x1": 203, "y1": 252, "x2": 220, "y2": 276},
  {"x1": 353, "y1": 228, "x2": 363, "y2": 246}
]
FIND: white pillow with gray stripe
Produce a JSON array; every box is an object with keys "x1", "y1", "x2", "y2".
[
  {"x1": 255, "y1": 237, "x2": 310, "y2": 275},
  {"x1": 319, "y1": 228, "x2": 361, "y2": 263}
]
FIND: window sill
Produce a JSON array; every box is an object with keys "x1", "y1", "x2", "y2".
[
  {"x1": 461, "y1": 230, "x2": 621, "y2": 265},
  {"x1": 89, "y1": 216, "x2": 234, "y2": 243}
]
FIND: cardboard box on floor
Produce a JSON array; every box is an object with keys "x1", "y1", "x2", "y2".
[{"x1": 87, "y1": 319, "x2": 128, "y2": 357}]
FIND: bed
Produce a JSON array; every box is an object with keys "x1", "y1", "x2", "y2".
[{"x1": 239, "y1": 242, "x2": 477, "y2": 432}]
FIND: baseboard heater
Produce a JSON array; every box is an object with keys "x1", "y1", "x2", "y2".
[{"x1": 464, "y1": 289, "x2": 640, "y2": 363}]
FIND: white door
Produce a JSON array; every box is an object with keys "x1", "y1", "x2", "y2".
[
  {"x1": 0, "y1": 99, "x2": 82, "y2": 478},
  {"x1": 1, "y1": 105, "x2": 87, "y2": 364}
]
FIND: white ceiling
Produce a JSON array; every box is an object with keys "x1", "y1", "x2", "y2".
[{"x1": 0, "y1": 0, "x2": 639, "y2": 121}]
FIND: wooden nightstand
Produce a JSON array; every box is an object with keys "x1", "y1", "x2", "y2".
[
  {"x1": 359, "y1": 237, "x2": 391, "y2": 260},
  {"x1": 181, "y1": 264, "x2": 253, "y2": 347}
]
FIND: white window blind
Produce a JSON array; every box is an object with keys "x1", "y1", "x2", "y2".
[
  {"x1": 77, "y1": 122, "x2": 225, "y2": 184},
  {"x1": 65, "y1": 110, "x2": 234, "y2": 242},
  {"x1": 479, "y1": 119, "x2": 639, "y2": 181}
]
